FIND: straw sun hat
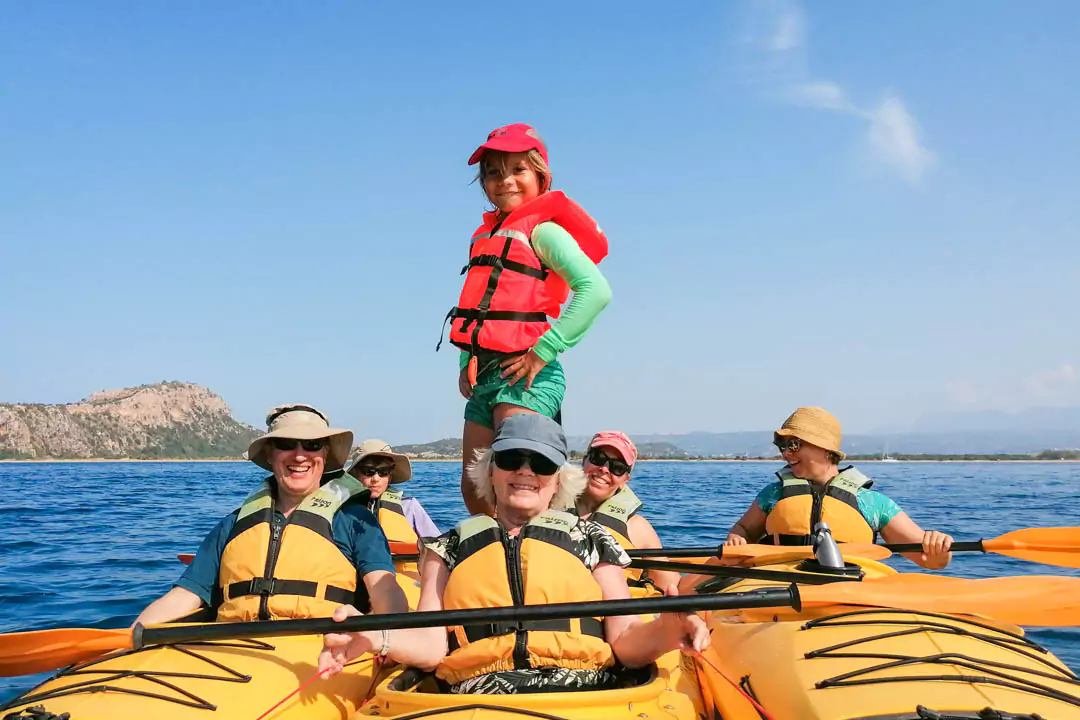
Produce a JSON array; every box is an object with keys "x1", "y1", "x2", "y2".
[
  {"x1": 246, "y1": 404, "x2": 353, "y2": 471},
  {"x1": 347, "y1": 439, "x2": 413, "y2": 484},
  {"x1": 774, "y1": 406, "x2": 846, "y2": 460}
]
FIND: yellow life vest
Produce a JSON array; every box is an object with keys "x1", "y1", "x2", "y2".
[
  {"x1": 589, "y1": 487, "x2": 647, "y2": 585},
  {"x1": 436, "y1": 511, "x2": 614, "y2": 685},
  {"x1": 216, "y1": 475, "x2": 367, "y2": 622},
  {"x1": 763, "y1": 466, "x2": 875, "y2": 546},
  {"x1": 370, "y1": 487, "x2": 419, "y2": 545}
]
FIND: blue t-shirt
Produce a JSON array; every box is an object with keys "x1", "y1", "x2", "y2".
[
  {"x1": 755, "y1": 478, "x2": 902, "y2": 532},
  {"x1": 176, "y1": 498, "x2": 396, "y2": 607}
]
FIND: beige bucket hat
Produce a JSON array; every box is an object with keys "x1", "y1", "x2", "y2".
[
  {"x1": 347, "y1": 439, "x2": 412, "y2": 484},
  {"x1": 246, "y1": 404, "x2": 353, "y2": 471},
  {"x1": 774, "y1": 406, "x2": 846, "y2": 460}
]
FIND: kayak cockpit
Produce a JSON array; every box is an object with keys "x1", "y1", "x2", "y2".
[{"x1": 358, "y1": 651, "x2": 704, "y2": 718}]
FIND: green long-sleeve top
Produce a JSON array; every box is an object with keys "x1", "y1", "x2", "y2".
[{"x1": 459, "y1": 220, "x2": 612, "y2": 368}]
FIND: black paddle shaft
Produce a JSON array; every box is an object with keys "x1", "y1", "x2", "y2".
[
  {"x1": 884, "y1": 540, "x2": 984, "y2": 553},
  {"x1": 629, "y1": 547, "x2": 723, "y2": 559},
  {"x1": 630, "y1": 559, "x2": 861, "y2": 585},
  {"x1": 135, "y1": 585, "x2": 800, "y2": 649},
  {"x1": 392, "y1": 547, "x2": 724, "y2": 563}
]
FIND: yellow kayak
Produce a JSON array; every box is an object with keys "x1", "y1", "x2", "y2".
[
  {"x1": 697, "y1": 551, "x2": 1080, "y2": 719},
  {"x1": 6, "y1": 552, "x2": 1080, "y2": 719},
  {"x1": 1, "y1": 565, "x2": 423, "y2": 720}
]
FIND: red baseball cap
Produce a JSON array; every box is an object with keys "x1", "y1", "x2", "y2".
[
  {"x1": 588, "y1": 431, "x2": 638, "y2": 466},
  {"x1": 468, "y1": 123, "x2": 549, "y2": 166}
]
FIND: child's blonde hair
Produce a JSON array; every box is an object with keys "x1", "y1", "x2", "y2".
[{"x1": 476, "y1": 149, "x2": 552, "y2": 205}]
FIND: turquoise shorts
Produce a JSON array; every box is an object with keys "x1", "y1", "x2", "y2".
[{"x1": 464, "y1": 358, "x2": 565, "y2": 429}]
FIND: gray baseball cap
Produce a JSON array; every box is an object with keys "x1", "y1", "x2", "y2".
[{"x1": 491, "y1": 414, "x2": 567, "y2": 467}]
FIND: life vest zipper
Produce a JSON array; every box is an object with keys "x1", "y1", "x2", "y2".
[
  {"x1": 259, "y1": 513, "x2": 286, "y2": 621},
  {"x1": 502, "y1": 532, "x2": 530, "y2": 669}
]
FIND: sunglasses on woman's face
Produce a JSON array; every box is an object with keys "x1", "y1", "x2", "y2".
[
  {"x1": 585, "y1": 448, "x2": 631, "y2": 477},
  {"x1": 272, "y1": 438, "x2": 327, "y2": 453},
  {"x1": 356, "y1": 465, "x2": 394, "y2": 479},
  {"x1": 775, "y1": 438, "x2": 802, "y2": 454},
  {"x1": 493, "y1": 449, "x2": 560, "y2": 476}
]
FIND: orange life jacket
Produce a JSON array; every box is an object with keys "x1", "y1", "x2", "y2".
[
  {"x1": 589, "y1": 487, "x2": 648, "y2": 586},
  {"x1": 763, "y1": 467, "x2": 875, "y2": 545},
  {"x1": 216, "y1": 476, "x2": 366, "y2": 622},
  {"x1": 436, "y1": 511, "x2": 613, "y2": 685},
  {"x1": 443, "y1": 191, "x2": 607, "y2": 356},
  {"x1": 368, "y1": 487, "x2": 419, "y2": 545}
]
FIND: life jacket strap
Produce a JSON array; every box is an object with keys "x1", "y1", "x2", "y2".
[
  {"x1": 436, "y1": 308, "x2": 548, "y2": 352},
  {"x1": 461, "y1": 254, "x2": 550, "y2": 281},
  {"x1": 227, "y1": 578, "x2": 353, "y2": 605},
  {"x1": 447, "y1": 617, "x2": 604, "y2": 652},
  {"x1": 775, "y1": 534, "x2": 815, "y2": 547}
]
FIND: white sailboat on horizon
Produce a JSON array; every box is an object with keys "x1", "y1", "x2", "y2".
[{"x1": 881, "y1": 443, "x2": 900, "y2": 462}]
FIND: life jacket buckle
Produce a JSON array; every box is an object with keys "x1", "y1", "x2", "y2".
[{"x1": 250, "y1": 577, "x2": 276, "y2": 596}]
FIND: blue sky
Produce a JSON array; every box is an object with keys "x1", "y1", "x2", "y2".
[{"x1": 2, "y1": 1, "x2": 1078, "y2": 442}]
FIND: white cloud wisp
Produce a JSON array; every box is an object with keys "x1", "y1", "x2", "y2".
[{"x1": 745, "y1": 0, "x2": 935, "y2": 185}]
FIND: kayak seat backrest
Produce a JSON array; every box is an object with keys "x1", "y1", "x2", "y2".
[
  {"x1": 613, "y1": 663, "x2": 655, "y2": 688},
  {"x1": 388, "y1": 667, "x2": 434, "y2": 692}
]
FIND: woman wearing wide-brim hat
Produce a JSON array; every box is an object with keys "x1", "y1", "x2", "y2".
[
  {"x1": 135, "y1": 404, "x2": 409, "y2": 626},
  {"x1": 722, "y1": 407, "x2": 953, "y2": 569},
  {"x1": 347, "y1": 439, "x2": 440, "y2": 543}
]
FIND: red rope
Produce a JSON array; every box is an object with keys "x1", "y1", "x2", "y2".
[
  {"x1": 253, "y1": 666, "x2": 330, "y2": 720},
  {"x1": 253, "y1": 655, "x2": 382, "y2": 720},
  {"x1": 690, "y1": 650, "x2": 777, "y2": 720}
]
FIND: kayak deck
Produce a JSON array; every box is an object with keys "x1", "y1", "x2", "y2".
[
  {"x1": 700, "y1": 556, "x2": 1080, "y2": 719},
  {"x1": 0, "y1": 634, "x2": 381, "y2": 720}
]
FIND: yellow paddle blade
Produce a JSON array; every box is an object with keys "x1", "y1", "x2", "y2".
[
  {"x1": 801, "y1": 574, "x2": 1080, "y2": 627},
  {"x1": 0, "y1": 627, "x2": 132, "y2": 677},
  {"x1": 984, "y1": 527, "x2": 1080, "y2": 568}
]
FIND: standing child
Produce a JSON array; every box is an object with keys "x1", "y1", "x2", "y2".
[{"x1": 440, "y1": 123, "x2": 611, "y2": 515}]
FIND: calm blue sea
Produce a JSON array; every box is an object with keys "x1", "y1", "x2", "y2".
[{"x1": 2, "y1": 460, "x2": 1079, "y2": 702}]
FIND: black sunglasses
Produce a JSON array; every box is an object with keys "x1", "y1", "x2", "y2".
[
  {"x1": 355, "y1": 465, "x2": 394, "y2": 478},
  {"x1": 586, "y1": 447, "x2": 631, "y2": 477},
  {"x1": 775, "y1": 438, "x2": 802, "y2": 453},
  {"x1": 493, "y1": 449, "x2": 560, "y2": 476},
  {"x1": 271, "y1": 437, "x2": 327, "y2": 452}
]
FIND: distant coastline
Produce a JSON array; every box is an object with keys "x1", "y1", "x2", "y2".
[{"x1": 2, "y1": 457, "x2": 1078, "y2": 464}]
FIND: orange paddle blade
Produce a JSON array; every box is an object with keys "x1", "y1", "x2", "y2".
[
  {"x1": 801, "y1": 574, "x2": 1080, "y2": 627},
  {"x1": 177, "y1": 553, "x2": 194, "y2": 565},
  {"x1": 984, "y1": 527, "x2": 1080, "y2": 568},
  {"x1": 0, "y1": 627, "x2": 132, "y2": 677}
]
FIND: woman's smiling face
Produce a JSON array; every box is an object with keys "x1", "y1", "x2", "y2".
[{"x1": 492, "y1": 451, "x2": 559, "y2": 516}]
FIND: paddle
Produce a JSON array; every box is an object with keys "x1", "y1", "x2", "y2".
[
  {"x1": 179, "y1": 527, "x2": 1080, "y2": 570},
  {"x1": 637, "y1": 528, "x2": 1080, "y2": 568},
  {"x1": 629, "y1": 559, "x2": 861, "y2": 585},
  {"x1": 0, "y1": 587, "x2": 800, "y2": 678},
  {"x1": 13, "y1": 572, "x2": 1080, "y2": 678},
  {"x1": 382, "y1": 543, "x2": 892, "y2": 567},
  {"x1": 797, "y1": 574, "x2": 1080, "y2": 627},
  {"x1": 883, "y1": 527, "x2": 1080, "y2": 568}
]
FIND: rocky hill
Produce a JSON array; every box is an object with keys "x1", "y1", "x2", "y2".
[
  {"x1": 396, "y1": 438, "x2": 462, "y2": 458},
  {"x1": 0, "y1": 382, "x2": 259, "y2": 460}
]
